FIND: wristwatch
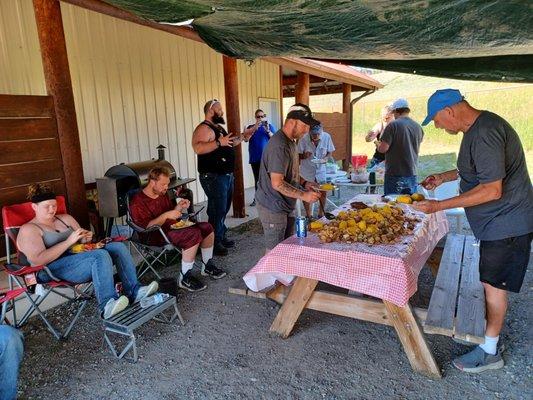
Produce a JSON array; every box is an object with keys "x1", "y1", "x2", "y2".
[{"x1": 215, "y1": 139, "x2": 221, "y2": 148}]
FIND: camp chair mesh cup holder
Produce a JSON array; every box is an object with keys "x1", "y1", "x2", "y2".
[
  {"x1": 125, "y1": 190, "x2": 206, "y2": 279},
  {"x1": 2, "y1": 196, "x2": 92, "y2": 340}
]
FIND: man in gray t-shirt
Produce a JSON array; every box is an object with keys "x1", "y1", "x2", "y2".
[
  {"x1": 415, "y1": 89, "x2": 533, "y2": 374},
  {"x1": 255, "y1": 104, "x2": 321, "y2": 252},
  {"x1": 377, "y1": 98, "x2": 424, "y2": 195}
]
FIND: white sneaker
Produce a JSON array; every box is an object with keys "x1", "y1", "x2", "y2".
[
  {"x1": 103, "y1": 295, "x2": 129, "y2": 319},
  {"x1": 134, "y1": 281, "x2": 159, "y2": 303}
]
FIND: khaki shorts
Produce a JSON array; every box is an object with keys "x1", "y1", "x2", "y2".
[{"x1": 257, "y1": 203, "x2": 295, "y2": 251}]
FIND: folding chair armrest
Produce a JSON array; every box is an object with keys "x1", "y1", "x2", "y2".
[
  {"x1": 127, "y1": 220, "x2": 160, "y2": 234},
  {"x1": 0, "y1": 288, "x2": 26, "y2": 304},
  {"x1": 158, "y1": 227, "x2": 175, "y2": 247},
  {"x1": 4, "y1": 263, "x2": 45, "y2": 276}
]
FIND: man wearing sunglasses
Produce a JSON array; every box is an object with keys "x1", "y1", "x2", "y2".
[
  {"x1": 245, "y1": 109, "x2": 276, "y2": 206},
  {"x1": 255, "y1": 103, "x2": 322, "y2": 252},
  {"x1": 192, "y1": 99, "x2": 255, "y2": 256}
]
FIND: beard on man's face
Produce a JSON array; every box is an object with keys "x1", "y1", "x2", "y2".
[
  {"x1": 153, "y1": 185, "x2": 167, "y2": 196},
  {"x1": 213, "y1": 114, "x2": 225, "y2": 125}
]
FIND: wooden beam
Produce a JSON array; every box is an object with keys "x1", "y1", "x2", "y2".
[
  {"x1": 269, "y1": 277, "x2": 318, "y2": 338},
  {"x1": 279, "y1": 66, "x2": 284, "y2": 127},
  {"x1": 283, "y1": 75, "x2": 331, "y2": 86},
  {"x1": 295, "y1": 72, "x2": 310, "y2": 105},
  {"x1": 222, "y1": 56, "x2": 245, "y2": 218},
  {"x1": 33, "y1": 0, "x2": 89, "y2": 227},
  {"x1": 284, "y1": 84, "x2": 367, "y2": 98},
  {"x1": 342, "y1": 83, "x2": 352, "y2": 170},
  {"x1": 384, "y1": 301, "x2": 442, "y2": 379},
  {"x1": 230, "y1": 284, "x2": 428, "y2": 327},
  {"x1": 264, "y1": 57, "x2": 382, "y2": 90},
  {"x1": 342, "y1": 84, "x2": 351, "y2": 114},
  {"x1": 60, "y1": 0, "x2": 202, "y2": 43}
]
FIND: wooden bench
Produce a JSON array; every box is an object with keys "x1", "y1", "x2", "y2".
[
  {"x1": 424, "y1": 234, "x2": 485, "y2": 344},
  {"x1": 103, "y1": 295, "x2": 184, "y2": 362}
]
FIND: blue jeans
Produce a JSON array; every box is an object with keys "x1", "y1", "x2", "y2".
[
  {"x1": 384, "y1": 175, "x2": 417, "y2": 195},
  {"x1": 0, "y1": 325, "x2": 23, "y2": 400},
  {"x1": 38, "y1": 242, "x2": 140, "y2": 312},
  {"x1": 199, "y1": 173, "x2": 234, "y2": 243}
]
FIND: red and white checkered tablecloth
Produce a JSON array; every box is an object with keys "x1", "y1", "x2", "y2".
[{"x1": 243, "y1": 194, "x2": 449, "y2": 306}]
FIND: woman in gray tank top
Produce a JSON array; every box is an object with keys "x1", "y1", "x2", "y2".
[{"x1": 16, "y1": 184, "x2": 158, "y2": 320}]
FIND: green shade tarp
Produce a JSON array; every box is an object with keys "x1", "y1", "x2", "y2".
[{"x1": 105, "y1": 0, "x2": 533, "y2": 82}]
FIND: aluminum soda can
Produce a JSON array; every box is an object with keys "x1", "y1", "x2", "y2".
[{"x1": 295, "y1": 216, "x2": 308, "y2": 238}]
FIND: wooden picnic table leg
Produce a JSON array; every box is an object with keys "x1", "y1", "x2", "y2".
[
  {"x1": 269, "y1": 277, "x2": 318, "y2": 338},
  {"x1": 383, "y1": 301, "x2": 442, "y2": 379}
]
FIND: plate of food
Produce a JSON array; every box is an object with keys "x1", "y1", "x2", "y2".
[
  {"x1": 316, "y1": 183, "x2": 336, "y2": 192},
  {"x1": 382, "y1": 193, "x2": 426, "y2": 204},
  {"x1": 170, "y1": 220, "x2": 195, "y2": 230},
  {"x1": 70, "y1": 242, "x2": 105, "y2": 253}
]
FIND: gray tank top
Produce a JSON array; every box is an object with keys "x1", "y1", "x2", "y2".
[{"x1": 32, "y1": 216, "x2": 73, "y2": 248}]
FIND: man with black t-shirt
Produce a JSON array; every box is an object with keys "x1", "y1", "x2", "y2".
[{"x1": 192, "y1": 99, "x2": 255, "y2": 256}]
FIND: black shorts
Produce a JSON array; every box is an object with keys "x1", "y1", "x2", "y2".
[{"x1": 479, "y1": 232, "x2": 533, "y2": 292}]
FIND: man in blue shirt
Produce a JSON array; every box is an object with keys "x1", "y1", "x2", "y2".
[
  {"x1": 245, "y1": 109, "x2": 276, "y2": 206},
  {"x1": 415, "y1": 89, "x2": 533, "y2": 374}
]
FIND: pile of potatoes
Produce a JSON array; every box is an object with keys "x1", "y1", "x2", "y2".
[{"x1": 309, "y1": 204, "x2": 420, "y2": 245}]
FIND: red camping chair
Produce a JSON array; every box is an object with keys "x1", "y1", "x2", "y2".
[{"x1": 2, "y1": 196, "x2": 92, "y2": 339}]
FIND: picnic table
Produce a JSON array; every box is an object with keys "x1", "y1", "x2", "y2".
[{"x1": 235, "y1": 194, "x2": 449, "y2": 379}]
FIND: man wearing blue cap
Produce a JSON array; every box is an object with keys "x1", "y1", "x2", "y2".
[
  {"x1": 376, "y1": 98, "x2": 424, "y2": 195},
  {"x1": 414, "y1": 89, "x2": 533, "y2": 373}
]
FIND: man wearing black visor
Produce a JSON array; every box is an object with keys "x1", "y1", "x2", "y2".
[{"x1": 255, "y1": 103, "x2": 322, "y2": 252}]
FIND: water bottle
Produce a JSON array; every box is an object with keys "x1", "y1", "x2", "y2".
[{"x1": 140, "y1": 293, "x2": 169, "y2": 308}]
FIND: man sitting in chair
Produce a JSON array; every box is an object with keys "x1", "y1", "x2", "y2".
[{"x1": 129, "y1": 167, "x2": 226, "y2": 292}]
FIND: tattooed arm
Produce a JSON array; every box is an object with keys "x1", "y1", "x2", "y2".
[{"x1": 271, "y1": 173, "x2": 320, "y2": 203}]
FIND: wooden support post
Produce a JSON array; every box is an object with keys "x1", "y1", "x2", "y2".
[
  {"x1": 383, "y1": 301, "x2": 442, "y2": 379},
  {"x1": 269, "y1": 277, "x2": 318, "y2": 338},
  {"x1": 342, "y1": 83, "x2": 352, "y2": 171},
  {"x1": 33, "y1": 0, "x2": 89, "y2": 227},
  {"x1": 279, "y1": 66, "x2": 284, "y2": 127},
  {"x1": 222, "y1": 56, "x2": 245, "y2": 218},
  {"x1": 295, "y1": 72, "x2": 310, "y2": 105}
]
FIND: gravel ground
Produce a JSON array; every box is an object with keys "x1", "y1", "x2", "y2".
[{"x1": 16, "y1": 191, "x2": 532, "y2": 400}]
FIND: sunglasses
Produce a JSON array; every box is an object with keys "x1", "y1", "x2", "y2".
[
  {"x1": 287, "y1": 105, "x2": 315, "y2": 118},
  {"x1": 255, "y1": 114, "x2": 266, "y2": 119},
  {"x1": 208, "y1": 99, "x2": 219, "y2": 110}
]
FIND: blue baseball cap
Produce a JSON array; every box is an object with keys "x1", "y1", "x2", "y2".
[
  {"x1": 391, "y1": 98, "x2": 409, "y2": 110},
  {"x1": 310, "y1": 123, "x2": 323, "y2": 135},
  {"x1": 422, "y1": 89, "x2": 464, "y2": 126}
]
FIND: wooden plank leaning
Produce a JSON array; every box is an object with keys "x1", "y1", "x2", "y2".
[
  {"x1": 455, "y1": 236, "x2": 485, "y2": 344},
  {"x1": 424, "y1": 234, "x2": 465, "y2": 336}
]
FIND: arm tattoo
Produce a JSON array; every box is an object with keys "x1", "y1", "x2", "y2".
[{"x1": 276, "y1": 180, "x2": 303, "y2": 198}]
